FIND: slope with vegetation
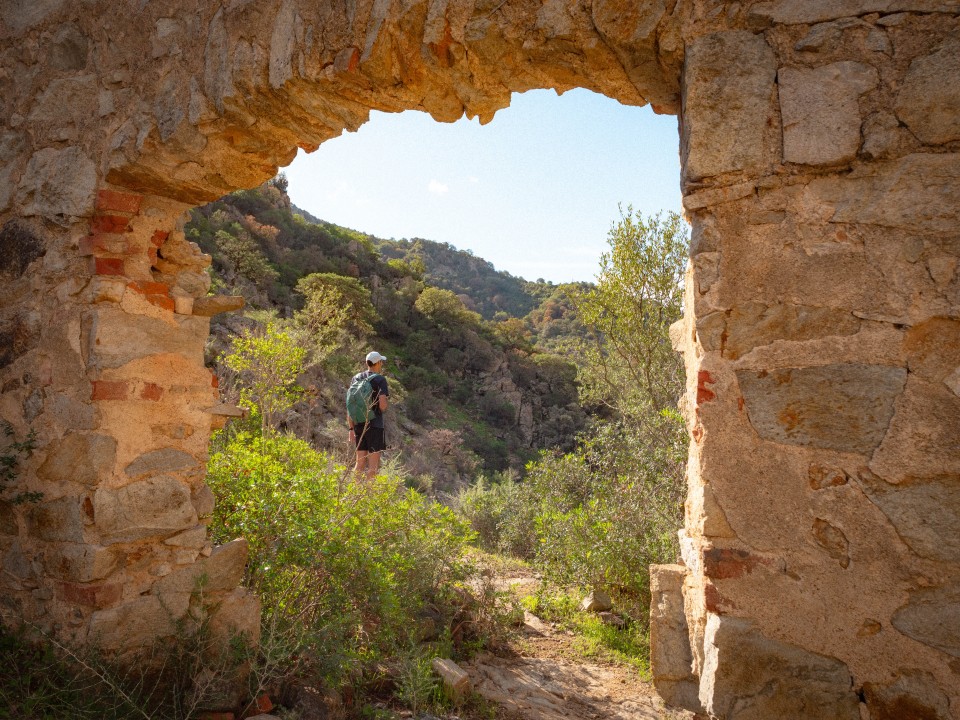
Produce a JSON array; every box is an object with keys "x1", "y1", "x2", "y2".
[
  {"x1": 0, "y1": 176, "x2": 690, "y2": 720},
  {"x1": 192, "y1": 180, "x2": 690, "y2": 708},
  {"x1": 185, "y1": 176, "x2": 590, "y2": 486}
]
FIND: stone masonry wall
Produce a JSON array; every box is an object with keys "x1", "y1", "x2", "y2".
[
  {"x1": 654, "y1": 4, "x2": 960, "y2": 719},
  {"x1": 1, "y1": 1, "x2": 958, "y2": 717}
]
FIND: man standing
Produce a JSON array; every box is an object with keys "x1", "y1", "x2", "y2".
[{"x1": 346, "y1": 351, "x2": 389, "y2": 480}]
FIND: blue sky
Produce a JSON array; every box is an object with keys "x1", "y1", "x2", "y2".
[{"x1": 283, "y1": 88, "x2": 683, "y2": 284}]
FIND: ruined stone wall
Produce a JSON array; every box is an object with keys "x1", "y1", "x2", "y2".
[
  {"x1": 0, "y1": 0, "x2": 680, "y2": 661},
  {"x1": 1, "y1": 1, "x2": 958, "y2": 717},
  {"x1": 653, "y1": 3, "x2": 960, "y2": 718}
]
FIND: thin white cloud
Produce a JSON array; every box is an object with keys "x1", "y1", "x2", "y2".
[{"x1": 428, "y1": 179, "x2": 449, "y2": 195}]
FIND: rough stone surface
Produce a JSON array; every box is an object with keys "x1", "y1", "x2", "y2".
[
  {"x1": 749, "y1": 1, "x2": 960, "y2": 25},
  {"x1": 153, "y1": 538, "x2": 247, "y2": 595},
  {"x1": 650, "y1": 565, "x2": 702, "y2": 713},
  {"x1": 580, "y1": 590, "x2": 613, "y2": 613},
  {"x1": 37, "y1": 433, "x2": 117, "y2": 486},
  {"x1": 805, "y1": 153, "x2": 960, "y2": 233},
  {"x1": 88, "y1": 594, "x2": 182, "y2": 650},
  {"x1": 682, "y1": 31, "x2": 778, "y2": 181},
  {"x1": 779, "y1": 62, "x2": 877, "y2": 166},
  {"x1": 2, "y1": 3, "x2": 959, "y2": 716},
  {"x1": 87, "y1": 308, "x2": 208, "y2": 370},
  {"x1": 191, "y1": 484, "x2": 216, "y2": 518},
  {"x1": 863, "y1": 669, "x2": 953, "y2": 720},
  {"x1": 44, "y1": 544, "x2": 117, "y2": 583},
  {"x1": 27, "y1": 497, "x2": 84, "y2": 543},
  {"x1": 16, "y1": 147, "x2": 97, "y2": 218},
  {"x1": 191, "y1": 295, "x2": 245, "y2": 316},
  {"x1": 859, "y1": 468, "x2": 960, "y2": 563},
  {"x1": 811, "y1": 518, "x2": 850, "y2": 568},
  {"x1": 0, "y1": 503, "x2": 17, "y2": 536},
  {"x1": 208, "y1": 586, "x2": 261, "y2": 647},
  {"x1": 93, "y1": 476, "x2": 198, "y2": 543},
  {"x1": 891, "y1": 584, "x2": 960, "y2": 658},
  {"x1": 737, "y1": 364, "x2": 907, "y2": 454},
  {"x1": 703, "y1": 303, "x2": 860, "y2": 359},
  {"x1": 163, "y1": 525, "x2": 208, "y2": 548},
  {"x1": 869, "y1": 376, "x2": 960, "y2": 486},
  {"x1": 699, "y1": 614, "x2": 860, "y2": 720},
  {"x1": 896, "y1": 36, "x2": 960, "y2": 145},
  {"x1": 124, "y1": 448, "x2": 198, "y2": 480},
  {"x1": 0, "y1": 221, "x2": 45, "y2": 278}
]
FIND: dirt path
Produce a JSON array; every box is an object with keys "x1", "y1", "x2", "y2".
[{"x1": 461, "y1": 577, "x2": 694, "y2": 720}]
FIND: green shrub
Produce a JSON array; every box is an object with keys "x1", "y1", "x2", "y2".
[
  {"x1": 206, "y1": 430, "x2": 474, "y2": 686},
  {"x1": 456, "y1": 472, "x2": 537, "y2": 559}
]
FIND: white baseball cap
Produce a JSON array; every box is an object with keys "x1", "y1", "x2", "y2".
[{"x1": 366, "y1": 351, "x2": 387, "y2": 364}]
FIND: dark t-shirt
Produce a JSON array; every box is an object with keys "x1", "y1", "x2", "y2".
[{"x1": 352, "y1": 370, "x2": 389, "y2": 429}]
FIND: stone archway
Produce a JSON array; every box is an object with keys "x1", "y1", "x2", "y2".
[{"x1": 1, "y1": 1, "x2": 958, "y2": 718}]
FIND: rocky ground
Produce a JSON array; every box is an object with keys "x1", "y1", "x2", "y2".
[
  {"x1": 459, "y1": 575, "x2": 694, "y2": 720},
  {"x1": 264, "y1": 572, "x2": 693, "y2": 720}
]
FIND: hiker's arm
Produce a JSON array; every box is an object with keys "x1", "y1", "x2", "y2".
[{"x1": 378, "y1": 394, "x2": 388, "y2": 412}]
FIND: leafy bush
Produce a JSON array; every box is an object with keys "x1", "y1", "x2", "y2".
[
  {"x1": 526, "y1": 415, "x2": 685, "y2": 616},
  {"x1": 206, "y1": 430, "x2": 474, "y2": 685},
  {"x1": 456, "y1": 472, "x2": 537, "y2": 559},
  {"x1": 456, "y1": 210, "x2": 689, "y2": 622}
]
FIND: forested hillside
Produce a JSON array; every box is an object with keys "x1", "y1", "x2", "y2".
[
  {"x1": 184, "y1": 176, "x2": 590, "y2": 489},
  {"x1": 7, "y1": 177, "x2": 690, "y2": 719}
]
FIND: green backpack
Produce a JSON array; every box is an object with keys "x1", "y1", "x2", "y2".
[{"x1": 346, "y1": 372, "x2": 381, "y2": 423}]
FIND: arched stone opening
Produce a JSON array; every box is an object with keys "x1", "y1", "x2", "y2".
[{"x1": 1, "y1": 2, "x2": 958, "y2": 718}]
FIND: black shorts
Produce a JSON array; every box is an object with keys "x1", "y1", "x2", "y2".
[{"x1": 353, "y1": 424, "x2": 386, "y2": 453}]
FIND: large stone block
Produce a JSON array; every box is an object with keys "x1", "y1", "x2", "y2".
[
  {"x1": 737, "y1": 364, "x2": 906, "y2": 454},
  {"x1": 860, "y1": 469, "x2": 960, "y2": 563},
  {"x1": 699, "y1": 614, "x2": 860, "y2": 720},
  {"x1": 191, "y1": 295, "x2": 244, "y2": 316},
  {"x1": 650, "y1": 564, "x2": 703, "y2": 713},
  {"x1": 896, "y1": 36, "x2": 960, "y2": 145},
  {"x1": 163, "y1": 525, "x2": 207, "y2": 548},
  {"x1": 748, "y1": 0, "x2": 958, "y2": 25},
  {"x1": 27, "y1": 497, "x2": 85, "y2": 542},
  {"x1": 88, "y1": 594, "x2": 183, "y2": 650},
  {"x1": 28, "y1": 75, "x2": 98, "y2": 136},
  {"x1": 863, "y1": 669, "x2": 953, "y2": 720},
  {"x1": 37, "y1": 433, "x2": 117, "y2": 486},
  {"x1": 891, "y1": 583, "x2": 960, "y2": 658},
  {"x1": 87, "y1": 306, "x2": 208, "y2": 370},
  {"x1": 93, "y1": 475, "x2": 198, "y2": 543},
  {"x1": 15, "y1": 147, "x2": 97, "y2": 219},
  {"x1": 1, "y1": 539, "x2": 35, "y2": 582},
  {"x1": 208, "y1": 586, "x2": 261, "y2": 647},
  {"x1": 44, "y1": 543, "x2": 117, "y2": 582},
  {"x1": 152, "y1": 538, "x2": 247, "y2": 596},
  {"x1": 805, "y1": 153, "x2": 960, "y2": 233},
  {"x1": 0, "y1": 220, "x2": 45, "y2": 279},
  {"x1": 779, "y1": 62, "x2": 877, "y2": 166},
  {"x1": 124, "y1": 447, "x2": 198, "y2": 480},
  {"x1": 869, "y1": 377, "x2": 960, "y2": 486},
  {"x1": 682, "y1": 31, "x2": 778, "y2": 181},
  {"x1": 711, "y1": 303, "x2": 860, "y2": 359}
]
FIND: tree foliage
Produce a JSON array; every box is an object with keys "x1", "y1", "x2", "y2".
[
  {"x1": 458, "y1": 208, "x2": 690, "y2": 620},
  {"x1": 575, "y1": 208, "x2": 687, "y2": 416},
  {"x1": 207, "y1": 430, "x2": 473, "y2": 686},
  {"x1": 220, "y1": 322, "x2": 307, "y2": 433},
  {"x1": 294, "y1": 272, "x2": 377, "y2": 362}
]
